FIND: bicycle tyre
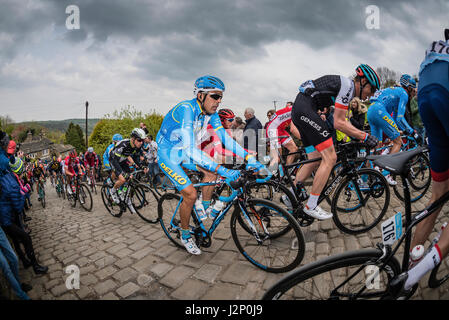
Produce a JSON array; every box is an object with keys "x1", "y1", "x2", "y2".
[
  {"x1": 134, "y1": 185, "x2": 159, "y2": 223},
  {"x1": 262, "y1": 248, "x2": 401, "y2": 300},
  {"x1": 241, "y1": 181, "x2": 298, "y2": 238},
  {"x1": 230, "y1": 198, "x2": 305, "y2": 273},
  {"x1": 101, "y1": 185, "x2": 123, "y2": 218},
  {"x1": 392, "y1": 153, "x2": 431, "y2": 203},
  {"x1": 429, "y1": 259, "x2": 449, "y2": 288},
  {"x1": 79, "y1": 184, "x2": 93, "y2": 211},
  {"x1": 332, "y1": 168, "x2": 390, "y2": 235},
  {"x1": 154, "y1": 172, "x2": 177, "y2": 196},
  {"x1": 41, "y1": 188, "x2": 46, "y2": 208},
  {"x1": 158, "y1": 193, "x2": 197, "y2": 250}
]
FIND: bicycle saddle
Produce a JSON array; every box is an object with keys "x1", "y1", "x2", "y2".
[{"x1": 366, "y1": 147, "x2": 425, "y2": 176}]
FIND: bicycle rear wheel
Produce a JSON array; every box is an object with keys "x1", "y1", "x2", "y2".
[
  {"x1": 154, "y1": 172, "x2": 177, "y2": 196},
  {"x1": 231, "y1": 198, "x2": 305, "y2": 273},
  {"x1": 262, "y1": 248, "x2": 401, "y2": 300},
  {"x1": 240, "y1": 181, "x2": 298, "y2": 237},
  {"x1": 79, "y1": 184, "x2": 93, "y2": 211},
  {"x1": 332, "y1": 168, "x2": 390, "y2": 234}
]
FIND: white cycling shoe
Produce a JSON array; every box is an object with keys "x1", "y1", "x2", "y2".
[
  {"x1": 181, "y1": 237, "x2": 201, "y2": 255},
  {"x1": 385, "y1": 174, "x2": 397, "y2": 186},
  {"x1": 303, "y1": 205, "x2": 333, "y2": 220}
]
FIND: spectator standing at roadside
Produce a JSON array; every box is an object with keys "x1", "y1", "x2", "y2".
[
  {"x1": 144, "y1": 135, "x2": 159, "y2": 182},
  {"x1": 232, "y1": 117, "x2": 245, "y2": 147},
  {"x1": 243, "y1": 108, "x2": 262, "y2": 155},
  {"x1": 0, "y1": 131, "x2": 48, "y2": 275},
  {"x1": 348, "y1": 97, "x2": 368, "y2": 131}
]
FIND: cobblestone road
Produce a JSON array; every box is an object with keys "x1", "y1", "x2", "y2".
[{"x1": 17, "y1": 180, "x2": 449, "y2": 300}]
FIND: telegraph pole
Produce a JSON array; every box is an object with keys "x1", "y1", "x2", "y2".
[
  {"x1": 273, "y1": 100, "x2": 278, "y2": 111},
  {"x1": 85, "y1": 101, "x2": 89, "y2": 149}
]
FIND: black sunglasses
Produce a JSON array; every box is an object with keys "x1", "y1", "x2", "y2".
[{"x1": 209, "y1": 93, "x2": 223, "y2": 101}]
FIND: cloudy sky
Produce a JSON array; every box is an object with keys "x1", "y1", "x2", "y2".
[{"x1": 1, "y1": 0, "x2": 448, "y2": 123}]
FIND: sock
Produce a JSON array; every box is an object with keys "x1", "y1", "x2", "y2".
[
  {"x1": 181, "y1": 229, "x2": 191, "y2": 240},
  {"x1": 306, "y1": 193, "x2": 320, "y2": 210},
  {"x1": 202, "y1": 200, "x2": 211, "y2": 210},
  {"x1": 404, "y1": 244, "x2": 442, "y2": 290}
]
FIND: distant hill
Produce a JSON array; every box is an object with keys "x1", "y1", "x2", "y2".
[{"x1": 18, "y1": 118, "x2": 101, "y2": 133}]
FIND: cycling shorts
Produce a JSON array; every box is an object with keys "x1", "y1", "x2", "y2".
[
  {"x1": 291, "y1": 93, "x2": 333, "y2": 152},
  {"x1": 157, "y1": 145, "x2": 191, "y2": 191},
  {"x1": 418, "y1": 60, "x2": 449, "y2": 182},
  {"x1": 366, "y1": 103, "x2": 401, "y2": 141},
  {"x1": 111, "y1": 159, "x2": 132, "y2": 178}
]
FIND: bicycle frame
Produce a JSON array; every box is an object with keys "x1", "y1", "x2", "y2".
[{"x1": 169, "y1": 174, "x2": 271, "y2": 245}]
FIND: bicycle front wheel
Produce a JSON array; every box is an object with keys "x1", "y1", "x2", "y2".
[
  {"x1": 79, "y1": 184, "x2": 93, "y2": 211},
  {"x1": 134, "y1": 185, "x2": 159, "y2": 223},
  {"x1": 231, "y1": 198, "x2": 305, "y2": 273},
  {"x1": 332, "y1": 168, "x2": 390, "y2": 234},
  {"x1": 101, "y1": 185, "x2": 123, "y2": 218},
  {"x1": 262, "y1": 248, "x2": 401, "y2": 300},
  {"x1": 392, "y1": 153, "x2": 431, "y2": 203},
  {"x1": 158, "y1": 193, "x2": 197, "y2": 250}
]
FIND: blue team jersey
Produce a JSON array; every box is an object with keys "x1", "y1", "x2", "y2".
[
  {"x1": 419, "y1": 40, "x2": 449, "y2": 75},
  {"x1": 157, "y1": 98, "x2": 248, "y2": 173},
  {"x1": 369, "y1": 87, "x2": 413, "y2": 133},
  {"x1": 103, "y1": 143, "x2": 115, "y2": 168}
]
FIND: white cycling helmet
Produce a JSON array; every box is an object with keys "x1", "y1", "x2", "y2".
[{"x1": 131, "y1": 128, "x2": 146, "y2": 140}]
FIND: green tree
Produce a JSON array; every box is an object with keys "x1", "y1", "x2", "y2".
[
  {"x1": 89, "y1": 106, "x2": 164, "y2": 158},
  {"x1": 65, "y1": 122, "x2": 86, "y2": 153}
]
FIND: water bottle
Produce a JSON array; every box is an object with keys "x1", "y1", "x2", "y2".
[
  {"x1": 208, "y1": 200, "x2": 225, "y2": 220},
  {"x1": 296, "y1": 181, "x2": 308, "y2": 202},
  {"x1": 409, "y1": 245, "x2": 425, "y2": 269},
  {"x1": 195, "y1": 195, "x2": 207, "y2": 221}
]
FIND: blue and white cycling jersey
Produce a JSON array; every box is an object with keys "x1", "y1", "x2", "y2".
[
  {"x1": 419, "y1": 40, "x2": 449, "y2": 76},
  {"x1": 368, "y1": 87, "x2": 414, "y2": 138},
  {"x1": 156, "y1": 98, "x2": 248, "y2": 190},
  {"x1": 103, "y1": 143, "x2": 115, "y2": 169},
  {"x1": 418, "y1": 38, "x2": 449, "y2": 182}
]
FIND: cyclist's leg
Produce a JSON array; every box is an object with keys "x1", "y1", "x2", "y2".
[
  {"x1": 282, "y1": 135, "x2": 298, "y2": 166},
  {"x1": 397, "y1": 64, "x2": 449, "y2": 290},
  {"x1": 291, "y1": 96, "x2": 335, "y2": 219}
]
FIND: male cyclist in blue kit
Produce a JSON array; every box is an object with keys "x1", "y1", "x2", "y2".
[
  {"x1": 391, "y1": 29, "x2": 449, "y2": 295},
  {"x1": 367, "y1": 74, "x2": 418, "y2": 185},
  {"x1": 156, "y1": 75, "x2": 266, "y2": 255}
]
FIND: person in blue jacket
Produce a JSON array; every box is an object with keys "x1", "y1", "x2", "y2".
[{"x1": 0, "y1": 131, "x2": 48, "y2": 275}]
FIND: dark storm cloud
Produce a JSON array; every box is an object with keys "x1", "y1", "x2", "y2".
[{"x1": 0, "y1": 0, "x2": 446, "y2": 80}]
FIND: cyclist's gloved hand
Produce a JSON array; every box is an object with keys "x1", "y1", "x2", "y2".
[
  {"x1": 217, "y1": 165, "x2": 240, "y2": 181},
  {"x1": 245, "y1": 155, "x2": 266, "y2": 173},
  {"x1": 412, "y1": 131, "x2": 421, "y2": 141},
  {"x1": 363, "y1": 133, "x2": 378, "y2": 149}
]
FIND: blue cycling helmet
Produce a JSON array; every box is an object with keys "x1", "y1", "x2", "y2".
[
  {"x1": 355, "y1": 64, "x2": 381, "y2": 90},
  {"x1": 193, "y1": 75, "x2": 225, "y2": 96},
  {"x1": 400, "y1": 74, "x2": 417, "y2": 89},
  {"x1": 112, "y1": 134, "x2": 123, "y2": 142}
]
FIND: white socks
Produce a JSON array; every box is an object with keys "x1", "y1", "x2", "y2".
[{"x1": 405, "y1": 245, "x2": 442, "y2": 290}]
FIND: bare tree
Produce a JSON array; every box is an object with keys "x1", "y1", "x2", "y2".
[{"x1": 376, "y1": 67, "x2": 399, "y2": 88}]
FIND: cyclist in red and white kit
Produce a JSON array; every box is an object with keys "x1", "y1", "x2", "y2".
[
  {"x1": 266, "y1": 101, "x2": 302, "y2": 168},
  {"x1": 64, "y1": 150, "x2": 84, "y2": 195},
  {"x1": 84, "y1": 147, "x2": 99, "y2": 185}
]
